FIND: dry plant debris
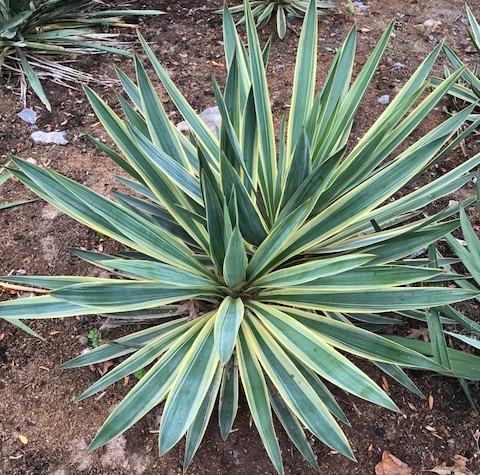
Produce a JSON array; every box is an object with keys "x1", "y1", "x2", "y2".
[
  {"x1": 426, "y1": 455, "x2": 475, "y2": 475},
  {"x1": 375, "y1": 450, "x2": 412, "y2": 475}
]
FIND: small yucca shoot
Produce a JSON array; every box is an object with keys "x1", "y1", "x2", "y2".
[{"x1": 2, "y1": 0, "x2": 480, "y2": 472}]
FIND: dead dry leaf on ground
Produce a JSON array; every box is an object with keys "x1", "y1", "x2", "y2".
[
  {"x1": 179, "y1": 299, "x2": 203, "y2": 320},
  {"x1": 97, "y1": 360, "x2": 113, "y2": 377},
  {"x1": 375, "y1": 450, "x2": 412, "y2": 475},
  {"x1": 427, "y1": 455, "x2": 474, "y2": 475},
  {"x1": 407, "y1": 327, "x2": 430, "y2": 341}
]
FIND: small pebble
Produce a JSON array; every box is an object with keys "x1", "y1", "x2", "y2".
[
  {"x1": 79, "y1": 336, "x2": 88, "y2": 345},
  {"x1": 391, "y1": 62, "x2": 406, "y2": 71},
  {"x1": 448, "y1": 200, "x2": 459, "y2": 207},
  {"x1": 378, "y1": 95, "x2": 390, "y2": 105},
  {"x1": 375, "y1": 427, "x2": 386, "y2": 437}
]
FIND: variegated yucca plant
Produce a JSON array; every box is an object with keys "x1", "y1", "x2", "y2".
[
  {"x1": 432, "y1": 5, "x2": 480, "y2": 119},
  {"x1": 2, "y1": 0, "x2": 480, "y2": 472},
  {"x1": 224, "y1": 0, "x2": 335, "y2": 39},
  {"x1": 0, "y1": 0, "x2": 162, "y2": 110},
  {"x1": 437, "y1": 206, "x2": 480, "y2": 354}
]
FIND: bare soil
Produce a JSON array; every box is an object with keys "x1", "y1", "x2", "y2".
[{"x1": 1, "y1": 1, "x2": 480, "y2": 474}]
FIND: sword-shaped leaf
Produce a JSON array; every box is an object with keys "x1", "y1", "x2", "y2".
[
  {"x1": 246, "y1": 315, "x2": 354, "y2": 459},
  {"x1": 385, "y1": 336, "x2": 480, "y2": 381},
  {"x1": 61, "y1": 319, "x2": 189, "y2": 368},
  {"x1": 89, "y1": 316, "x2": 209, "y2": 451},
  {"x1": 214, "y1": 296, "x2": 245, "y2": 363},
  {"x1": 78, "y1": 319, "x2": 195, "y2": 401},
  {"x1": 250, "y1": 254, "x2": 373, "y2": 288},
  {"x1": 373, "y1": 362, "x2": 424, "y2": 398},
  {"x1": 237, "y1": 321, "x2": 283, "y2": 475},
  {"x1": 286, "y1": 0, "x2": 317, "y2": 157},
  {"x1": 446, "y1": 332, "x2": 480, "y2": 350},
  {"x1": 95, "y1": 259, "x2": 217, "y2": 287},
  {"x1": 0, "y1": 294, "x2": 100, "y2": 319},
  {"x1": 277, "y1": 305, "x2": 443, "y2": 371},
  {"x1": 9, "y1": 157, "x2": 208, "y2": 276},
  {"x1": 2, "y1": 318, "x2": 40, "y2": 338},
  {"x1": 244, "y1": 0, "x2": 276, "y2": 218},
  {"x1": 267, "y1": 382, "x2": 318, "y2": 470},
  {"x1": 296, "y1": 265, "x2": 443, "y2": 289},
  {"x1": 201, "y1": 171, "x2": 226, "y2": 271},
  {"x1": 218, "y1": 356, "x2": 239, "y2": 440},
  {"x1": 248, "y1": 302, "x2": 397, "y2": 410},
  {"x1": 159, "y1": 317, "x2": 219, "y2": 455},
  {"x1": 247, "y1": 200, "x2": 314, "y2": 281},
  {"x1": 223, "y1": 227, "x2": 248, "y2": 288},
  {"x1": 52, "y1": 281, "x2": 216, "y2": 312},
  {"x1": 138, "y1": 33, "x2": 219, "y2": 172},
  {"x1": 260, "y1": 287, "x2": 479, "y2": 312},
  {"x1": 134, "y1": 56, "x2": 190, "y2": 169},
  {"x1": 184, "y1": 366, "x2": 222, "y2": 471},
  {"x1": 291, "y1": 356, "x2": 349, "y2": 424}
]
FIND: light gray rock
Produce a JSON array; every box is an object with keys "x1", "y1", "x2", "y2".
[
  {"x1": 422, "y1": 19, "x2": 442, "y2": 36},
  {"x1": 352, "y1": 1, "x2": 369, "y2": 10},
  {"x1": 18, "y1": 108, "x2": 37, "y2": 125},
  {"x1": 177, "y1": 106, "x2": 221, "y2": 136},
  {"x1": 31, "y1": 130, "x2": 68, "y2": 145}
]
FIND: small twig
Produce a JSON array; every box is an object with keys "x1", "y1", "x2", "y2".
[
  {"x1": 94, "y1": 391, "x2": 107, "y2": 402},
  {"x1": 347, "y1": 394, "x2": 362, "y2": 417},
  {"x1": 0, "y1": 282, "x2": 49, "y2": 294}
]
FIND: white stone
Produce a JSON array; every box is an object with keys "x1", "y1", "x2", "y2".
[
  {"x1": 177, "y1": 106, "x2": 221, "y2": 136},
  {"x1": 31, "y1": 130, "x2": 68, "y2": 145}
]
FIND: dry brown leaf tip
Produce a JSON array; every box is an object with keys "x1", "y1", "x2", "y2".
[{"x1": 375, "y1": 450, "x2": 412, "y2": 475}]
